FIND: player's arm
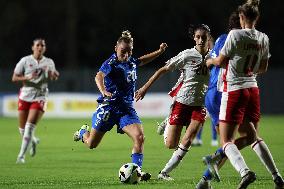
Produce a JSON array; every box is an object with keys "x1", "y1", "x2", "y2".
[
  {"x1": 138, "y1": 43, "x2": 167, "y2": 66},
  {"x1": 206, "y1": 54, "x2": 228, "y2": 68},
  {"x1": 95, "y1": 71, "x2": 112, "y2": 97},
  {"x1": 135, "y1": 65, "x2": 170, "y2": 101},
  {"x1": 47, "y1": 61, "x2": 60, "y2": 81},
  {"x1": 12, "y1": 72, "x2": 37, "y2": 82},
  {"x1": 257, "y1": 59, "x2": 269, "y2": 74}
]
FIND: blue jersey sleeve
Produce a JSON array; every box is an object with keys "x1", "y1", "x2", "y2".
[
  {"x1": 210, "y1": 34, "x2": 228, "y2": 58},
  {"x1": 129, "y1": 57, "x2": 141, "y2": 66},
  {"x1": 99, "y1": 61, "x2": 112, "y2": 75},
  {"x1": 99, "y1": 54, "x2": 116, "y2": 75}
]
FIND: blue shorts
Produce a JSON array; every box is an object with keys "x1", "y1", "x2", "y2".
[
  {"x1": 205, "y1": 87, "x2": 222, "y2": 127},
  {"x1": 92, "y1": 103, "x2": 141, "y2": 133}
]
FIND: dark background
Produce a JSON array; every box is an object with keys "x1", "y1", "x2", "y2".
[
  {"x1": 0, "y1": 0, "x2": 283, "y2": 114},
  {"x1": 0, "y1": 0, "x2": 281, "y2": 69}
]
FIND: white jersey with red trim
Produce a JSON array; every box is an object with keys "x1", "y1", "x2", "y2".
[
  {"x1": 166, "y1": 47, "x2": 210, "y2": 106},
  {"x1": 14, "y1": 55, "x2": 57, "y2": 102},
  {"x1": 219, "y1": 28, "x2": 270, "y2": 92}
]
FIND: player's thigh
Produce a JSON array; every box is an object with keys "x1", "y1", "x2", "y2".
[
  {"x1": 219, "y1": 122, "x2": 239, "y2": 145},
  {"x1": 246, "y1": 87, "x2": 260, "y2": 124},
  {"x1": 219, "y1": 89, "x2": 249, "y2": 124},
  {"x1": 18, "y1": 110, "x2": 29, "y2": 128},
  {"x1": 18, "y1": 99, "x2": 30, "y2": 128},
  {"x1": 26, "y1": 101, "x2": 45, "y2": 124}
]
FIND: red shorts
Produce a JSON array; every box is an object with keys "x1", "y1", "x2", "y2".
[
  {"x1": 18, "y1": 99, "x2": 46, "y2": 112},
  {"x1": 168, "y1": 101, "x2": 206, "y2": 126},
  {"x1": 219, "y1": 87, "x2": 260, "y2": 124}
]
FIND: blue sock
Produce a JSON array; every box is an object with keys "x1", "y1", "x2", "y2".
[
  {"x1": 216, "y1": 147, "x2": 226, "y2": 158},
  {"x1": 79, "y1": 129, "x2": 87, "y2": 140},
  {"x1": 131, "y1": 153, "x2": 143, "y2": 168},
  {"x1": 203, "y1": 169, "x2": 212, "y2": 180}
]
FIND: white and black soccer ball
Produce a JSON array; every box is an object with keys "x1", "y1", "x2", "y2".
[{"x1": 118, "y1": 163, "x2": 140, "y2": 184}]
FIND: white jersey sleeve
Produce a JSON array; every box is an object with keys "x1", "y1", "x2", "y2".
[
  {"x1": 165, "y1": 50, "x2": 188, "y2": 71},
  {"x1": 14, "y1": 57, "x2": 27, "y2": 75}
]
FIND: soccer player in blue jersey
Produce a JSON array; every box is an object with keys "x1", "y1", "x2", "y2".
[{"x1": 73, "y1": 30, "x2": 167, "y2": 181}]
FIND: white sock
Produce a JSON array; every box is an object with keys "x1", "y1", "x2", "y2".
[
  {"x1": 252, "y1": 139, "x2": 280, "y2": 179},
  {"x1": 19, "y1": 128, "x2": 25, "y2": 137},
  {"x1": 223, "y1": 142, "x2": 249, "y2": 177},
  {"x1": 161, "y1": 144, "x2": 189, "y2": 173},
  {"x1": 18, "y1": 123, "x2": 35, "y2": 158}
]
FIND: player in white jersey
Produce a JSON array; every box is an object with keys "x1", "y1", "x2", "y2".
[
  {"x1": 12, "y1": 38, "x2": 59, "y2": 164},
  {"x1": 206, "y1": 1, "x2": 284, "y2": 188},
  {"x1": 135, "y1": 24, "x2": 211, "y2": 180}
]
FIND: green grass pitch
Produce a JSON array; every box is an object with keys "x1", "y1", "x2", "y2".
[{"x1": 0, "y1": 115, "x2": 283, "y2": 189}]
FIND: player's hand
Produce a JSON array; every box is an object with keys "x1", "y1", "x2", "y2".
[
  {"x1": 48, "y1": 70, "x2": 59, "y2": 81},
  {"x1": 26, "y1": 71, "x2": 39, "y2": 80},
  {"x1": 135, "y1": 87, "x2": 147, "y2": 101},
  {"x1": 206, "y1": 58, "x2": 213, "y2": 67},
  {"x1": 159, "y1": 43, "x2": 168, "y2": 53},
  {"x1": 103, "y1": 91, "x2": 112, "y2": 98}
]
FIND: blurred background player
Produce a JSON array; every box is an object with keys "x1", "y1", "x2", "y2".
[
  {"x1": 12, "y1": 38, "x2": 59, "y2": 163},
  {"x1": 73, "y1": 30, "x2": 167, "y2": 181},
  {"x1": 205, "y1": 0, "x2": 284, "y2": 188},
  {"x1": 135, "y1": 24, "x2": 211, "y2": 181}
]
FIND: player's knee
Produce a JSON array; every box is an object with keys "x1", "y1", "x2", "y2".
[
  {"x1": 135, "y1": 133, "x2": 145, "y2": 145},
  {"x1": 165, "y1": 141, "x2": 178, "y2": 149}
]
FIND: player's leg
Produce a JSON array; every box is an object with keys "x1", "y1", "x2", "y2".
[
  {"x1": 158, "y1": 124, "x2": 184, "y2": 181},
  {"x1": 158, "y1": 102, "x2": 192, "y2": 180},
  {"x1": 210, "y1": 88, "x2": 222, "y2": 146},
  {"x1": 246, "y1": 87, "x2": 283, "y2": 188},
  {"x1": 157, "y1": 116, "x2": 169, "y2": 135},
  {"x1": 192, "y1": 126, "x2": 203, "y2": 146},
  {"x1": 83, "y1": 128, "x2": 106, "y2": 149},
  {"x1": 251, "y1": 126, "x2": 284, "y2": 188},
  {"x1": 123, "y1": 123, "x2": 145, "y2": 167},
  {"x1": 220, "y1": 90, "x2": 256, "y2": 188},
  {"x1": 157, "y1": 97, "x2": 175, "y2": 135},
  {"x1": 123, "y1": 123, "x2": 151, "y2": 181},
  {"x1": 197, "y1": 121, "x2": 256, "y2": 189},
  {"x1": 74, "y1": 103, "x2": 112, "y2": 148},
  {"x1": 16, "y1": 109, "x2": 29, "y2": 163},
  {"x1": 119, "y1": 106, "x2": 151, "y2": 181},
  {"x1": 17, "y1": 107, "x2": 43, "y2": 163},
  {"x1": 159, "y1": 106, "x2": 206, "y2": 181},
  {"x1": 18, "y1": 110, "x2": 28, "y2": 137}
]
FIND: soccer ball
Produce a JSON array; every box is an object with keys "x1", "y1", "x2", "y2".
[{"x1": 118, "y1": 163, "x2": 140, "y2": 184}]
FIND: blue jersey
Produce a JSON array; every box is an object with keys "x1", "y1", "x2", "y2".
[
  {"x1": 208, "y1": 34, "x2": 228, "y2": 89},
  {"x1": 98, "y1": 53, "x2": 141, "y2": 106}
]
